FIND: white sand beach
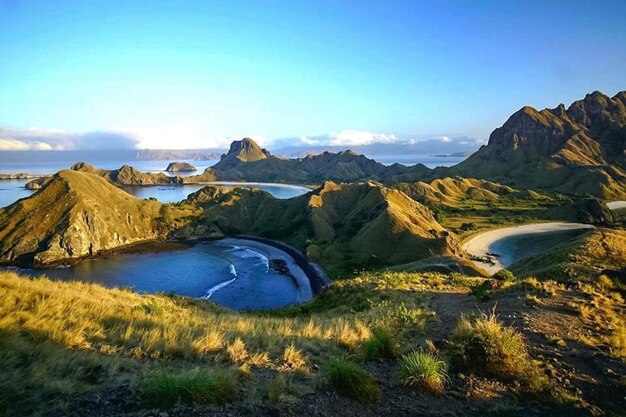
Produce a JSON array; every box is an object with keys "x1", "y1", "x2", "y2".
[
  {"x1": 607, "y1": 201, "x2": 626, "y2": 210},
  {"x1": 463, "y1": 222, "x2": 596, "y2": 275}
]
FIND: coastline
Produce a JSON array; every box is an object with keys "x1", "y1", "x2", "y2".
[
  {"x1": 217, "y1": 237, "x2": 313, "y2": 303},
  {"x1": 463, "y1": 222, "x2": 595, "y2": 275}
]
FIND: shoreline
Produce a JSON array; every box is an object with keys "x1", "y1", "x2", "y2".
[
  {"x1": 216, "y1": 237, "x2": 313, "y2": 303},
  {"x1": 463, "y1": 222, "x2": 595, "y2": 275}
]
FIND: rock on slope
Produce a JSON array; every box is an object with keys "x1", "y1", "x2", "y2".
[
  {"x1": 0, "y1": 170, "x2": 163, "y2": 266},
  {"x1": 450, "y1": 91, "x2": 626, "y2": 198},
  {"x1": 171, "y1": 181, "x2": 463, "y2": 273}
]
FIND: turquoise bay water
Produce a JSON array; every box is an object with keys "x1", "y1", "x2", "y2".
[
  {"x1": 11, "y1": 241, "x2": 308, "y2": 310},
  {"x1": 488, "y1": 228, "x2": 590, "y2": 268}
]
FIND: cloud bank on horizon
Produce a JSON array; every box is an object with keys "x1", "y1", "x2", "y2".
[{"x1": 0, "y1": 127, "x2": 486, "y2": 153}]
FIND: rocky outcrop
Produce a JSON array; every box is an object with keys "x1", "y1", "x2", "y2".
[
  {"x1": 165, "y1": 162, "x2": 197, "y2": 172},
  {"x1": 450, "y1": 91, "x2": 626, "y2": 198},
  {"x1": 213, "y1": 137, "x2": 271, "y2": 170},
  {"x1": 0, "y1": 170, "x2": 163, "y2": 266}
]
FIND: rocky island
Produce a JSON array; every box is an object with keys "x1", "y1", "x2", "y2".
[{"x1": 165, "y1": 161, "x2": 197, "y2": 172}]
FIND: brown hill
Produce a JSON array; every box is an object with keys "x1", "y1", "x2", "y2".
[
  {"x1": 451, "y1": 91, "x2": 626, "y2": 198},
  {"x1": 395, "y1": 177, "x2": 517, "y2": 206},
  {"x1": 0, "y1": 170, "x2": 163, "y2": 266},
  {"x1": 169, "y1": 181, "x2": 462, "y2": 274}
]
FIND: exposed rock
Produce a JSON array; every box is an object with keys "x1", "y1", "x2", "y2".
[{"x1": 165, "y1": 162, "x2": 197, "y2": 172}]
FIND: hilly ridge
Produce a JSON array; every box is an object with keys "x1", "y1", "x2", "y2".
[
  {"x1": 0, "y1": 170, "x2": 163, "y2": 266},
  {"x1": 450, "y1": 91, "x2": 626, "y2": 198}
]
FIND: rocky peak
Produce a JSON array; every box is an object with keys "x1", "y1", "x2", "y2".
[
  {"x1": 70, "y1": 161, "x2": 99, "y2": 173},
  {"x1": 213, "y1": 137, "x2": 271, "y2": 170}
]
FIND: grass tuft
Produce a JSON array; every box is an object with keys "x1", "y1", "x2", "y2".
[
  {"x1": 448, "y1": 310, "x2": 548, "y2": 393},
  {"x1": 281, "y1": 344, "x2": 308, "y2": 373},
  {"x1": 363, "y1": 326, "x2": 398, "y2": 360},
  {"x1": 326, "y1": 357, "x2": 380, "y2": 405},
  {"x1": 142, "y1": 368, "x2": 237, "y2": 408},
  {"x1": 398, "y1": 349, "x2": 447, "y2": 393}
]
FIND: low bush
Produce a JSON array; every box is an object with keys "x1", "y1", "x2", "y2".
[
  {"x1": 398, "y1": 350, "x2": 447, "y2": 393},
  {"x1": 326, "y1": 357, "x2": 380, "y2": 405}
]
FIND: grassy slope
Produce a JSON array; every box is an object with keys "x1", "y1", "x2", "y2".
[
  {"x1": 166, "y1": 182, "x2": 461, "y2": 277},
  {"x1": 0, "y1": 270, "x2": 436, "y2": 415},
  {"x1": 0, "y1": 170, "x2": 163, "y2": 265},
  {"x1": 510, "y1": 228, "x2": 626, "y2": 279}
]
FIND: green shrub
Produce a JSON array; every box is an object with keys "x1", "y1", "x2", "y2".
[
  {"x1": 460, "y1": 222, "x2": 478, "y2": 231},
  {"x1": 492, "y1": 269, "x2": 516, "y2": 282},
  {"x1": 142, "y1": 368, "x2": 237, "y2": 407},
  {"x1": 398, "y1": 350, "x2": 447, "y2": 393},
  {"x1": 326, "y1": 357, "x2": 380, "y2": 405},
  {"x1": 363, "y1": 326, "x2": 398, "y2": 359}
]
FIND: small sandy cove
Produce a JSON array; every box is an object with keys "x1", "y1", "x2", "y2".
[{"x1": 463, "y1": 222, "x2": 595, "y2": 275}]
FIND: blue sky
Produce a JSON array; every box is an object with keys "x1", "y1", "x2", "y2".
[{"x1": 0, "y1": 0, "x2": 625, "y2": 150}]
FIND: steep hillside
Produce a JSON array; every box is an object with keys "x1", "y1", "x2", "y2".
[
  {"x1": 451, "y1": 91, "x2": 626, "y2": 198},
  {"x1": 212, "y1": 137, "x2": 271, "y2": 169},
  {"x1": 169, "y1": 181, "x2": 462, "y2": 274},
  {"x1": 0, "y1": 170, "x2": 163, "y2": 266}
]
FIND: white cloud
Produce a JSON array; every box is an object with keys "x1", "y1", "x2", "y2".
[
  {"x1": 0, "y1": 138, "x2": 57, "y2": 150},
  {"x1": 327, "y1": 130, "x2": 397, "y2": 146},
  {"x1": 438, "y1": 136, "x2": 452, "y2": 143},
  {"x1": 0, "y1": 128, "x2": 140, "y2": 151}
]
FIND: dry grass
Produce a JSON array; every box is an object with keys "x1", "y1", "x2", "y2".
[{"x1": 0, "y1": 270, "x2": 433, "y2": 414}]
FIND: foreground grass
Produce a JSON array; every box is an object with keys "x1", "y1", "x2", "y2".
[
  {"x1": 398, "y1": 350, "x2": 447, "y2": 393},
  {"x1": 142, "y1": 368, "x2": 238, "y2": 408},
  {"x1": 0, "y1": 270, "x2": 433, "y2": 415},
  {"x1": 449, "y1": 310, "x2": 549, "y2": 394},
  {"x1": 326, "y1": 357, "x2": 381, "y2": 405}
]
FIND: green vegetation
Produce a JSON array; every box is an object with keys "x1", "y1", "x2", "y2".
[
  {"x1": 362, "y1": 326, "x2": 399, "y2": 360},
  {"x1": 326, "y1": 357, "x2": 381, "y2": 405},
  {"x1": 448, "y1": 311, "x2": 548, "y2": 393},
  {"x1": 398, "y1": 350, "x2": 447, "y2": 393},
  {"x1": 142, "y1": 368, "x2": 237, "y2": 408}
]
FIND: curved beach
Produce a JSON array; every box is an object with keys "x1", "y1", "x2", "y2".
[
  {"x1": 607, "y1": 201, "x2": 626, "y2": 210},
  {"x1": 463, "y1": 222, "x2": 595, "y2": 275}
]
